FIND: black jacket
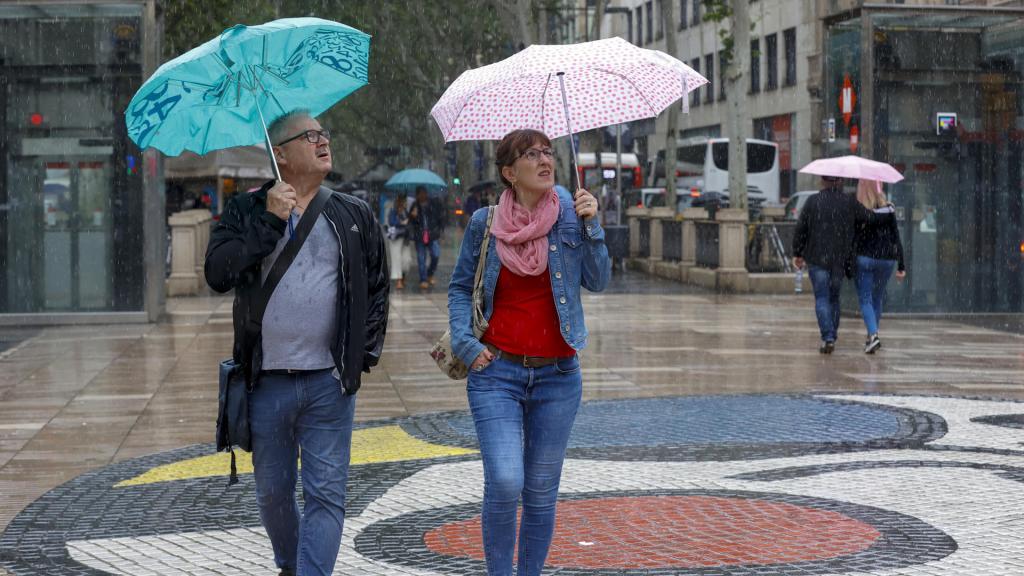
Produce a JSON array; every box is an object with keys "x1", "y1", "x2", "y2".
[
  {"x1": 792, "y1": 187, "x2": 895, "y2": 271},
  {"x1": 204, "y1": 181, "x2": 389, "y2": 394},
  {"x1": 408, "y1": 199, "x2": 445, "y2": 245},
  {"x1": 855, "y1": 206, "x2": 905, "y2": 272}
]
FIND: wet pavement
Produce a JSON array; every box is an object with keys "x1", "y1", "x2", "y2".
[{"x1": 2, "y1": 260, "x2": 1024, "y2": 574}]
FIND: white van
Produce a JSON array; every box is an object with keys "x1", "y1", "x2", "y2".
[{"x1": 649, "y1": 138, "x2": 781, "y2": 206}]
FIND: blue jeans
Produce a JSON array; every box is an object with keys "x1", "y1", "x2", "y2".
[
  {"x1": 855, "y1": 256, "x2": 896, "y2": 336},
  {"x1": 467, "y1": 355, "x2": 583, "y2": 576},
  {"x1": 809, "y1": 266, "x2": 843, "y2": 342},
  {"x1": 416, "y1": 240, "x2": 441, "y2": 282},
  {"x1": 250, "y1": 368, "x2": 355, "y2": 576}
]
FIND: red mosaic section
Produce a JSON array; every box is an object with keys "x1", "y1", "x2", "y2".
[{"x1": 424, "y1": 495, "x2": 881, "y2": 569}]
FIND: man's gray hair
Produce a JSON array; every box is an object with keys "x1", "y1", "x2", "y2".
[{"x1": 268, "y1": 109, "x2": 312, "y2": 145}]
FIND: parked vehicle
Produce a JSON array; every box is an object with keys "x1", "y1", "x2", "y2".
[
  {"x1": 624, "y1": 187, "x2": 699, "y2": 212},
  {"x1": 576, "y1": 152, "x2": 643, "y2": 191},
  {"x1": 784, "y1": 191, "x2": 818, "y2": 221},
  {"x1": 649, "y1": 138, "x2": 781, "y2": 206}
]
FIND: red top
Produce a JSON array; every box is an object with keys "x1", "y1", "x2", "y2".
[{"x1": 482, "y1": 265, "x2": 576, "y2": 358}]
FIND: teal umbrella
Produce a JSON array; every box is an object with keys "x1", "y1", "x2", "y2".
[
  {"x1": 125, "y1": 17, "x2": 370, "y2": 180},
  {"x1": 384, "y1": 168, "x2": 447, "y2": 197}
]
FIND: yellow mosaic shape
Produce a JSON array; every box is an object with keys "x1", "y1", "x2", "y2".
[{"x1": 115, "y1": 425, "x2": 476, "y2": 488}]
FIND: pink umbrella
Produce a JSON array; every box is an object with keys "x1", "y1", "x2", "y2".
[
  {"x1": 799, "y1": 155, "x2": 904, "y2": 183},
  {"x1": 431, "y1": 37, "x2": 707, "y2": 187}
]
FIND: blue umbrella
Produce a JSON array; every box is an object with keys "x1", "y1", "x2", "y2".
[
  {"x1": 125, "y1": 17, "x2": 370, "y2": 180},
  {"x1": 384, "y1": 168, "x2": 447, "y2": 197}
]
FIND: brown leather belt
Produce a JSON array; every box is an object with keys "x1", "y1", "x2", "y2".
[{"x1": 485, "y1": 344, "x2": 575, "y2": 368}]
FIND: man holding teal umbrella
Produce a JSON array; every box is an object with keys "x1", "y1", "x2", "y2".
[{"x1": 126, "y1": 17, "x2": 387, "y2": 576}]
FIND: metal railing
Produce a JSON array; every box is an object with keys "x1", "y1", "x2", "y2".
[
  {"x1": 662, "y1": 220, "x2": 682, "y2": 262},
  {"x1": 745, "y1": 222, "x2": 797, "y2": 272},
  {"x1": 695, "y1": 222, "x2": 719, "y2": 268},
  {"x1": 638, "y1": 218, "x2": 650, "y2": 258}
]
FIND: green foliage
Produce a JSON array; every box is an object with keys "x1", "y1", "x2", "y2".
[
  {"x1": 159, "y1": 0, "x2": 512, "y2": 167},
  {"x1": 701, "y1": 0, "x2": 733, "y2": 67}
]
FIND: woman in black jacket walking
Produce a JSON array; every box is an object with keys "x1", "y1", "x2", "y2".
[{"x1": 853, "y1": 179, "x2": 906, "y2": 354}]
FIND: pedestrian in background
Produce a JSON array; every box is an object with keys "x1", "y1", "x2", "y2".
[
  {"x1": 387, "y1": 194, "x2": 410, "y2": 291},
  {"x1": 409, "y1": 185, "x2": 444, "y2": 290},
  {"x1": 793, "y1": 175, "x2": 894, "y2": 354},
  {"x1": 204, "y1": 111, "x2": 389, "y2": 576},
  {"x1": 448, "y1": 128, "x2": 611, "y2": 576},
  {"x1": 853, "y1": 179, "x2": 906, "y2": 354}
]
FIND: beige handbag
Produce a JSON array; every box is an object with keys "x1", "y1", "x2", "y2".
[{"x1": 431, "y1": 207, "x2": 495, "y2": 380}]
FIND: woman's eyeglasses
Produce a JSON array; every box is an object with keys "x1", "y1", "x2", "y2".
[
  {"x1": 276, "y1": 128, "x2": 331, "y2": 146},
  {"x1": 517, "y1": 147, "x2": 555, "y2": 163}
]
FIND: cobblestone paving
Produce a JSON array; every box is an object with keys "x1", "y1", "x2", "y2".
[{"x1": 7, "y1": 394, "x2": 1024, "y2": 574}]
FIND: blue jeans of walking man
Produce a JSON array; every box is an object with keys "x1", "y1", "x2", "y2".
[
  {"x1": 809, "y1": 266, "x2": 844, "y2": 342},
  {"x1": 250, "y1": 369, "x2": 356, "y2": 576},
  {"x1": 855, "y1": 256, "x2": 896, "y2": 336},
  {"x1": 467, "y1": 355, "x2": 583, "y2": 576},
  {"x1": 417, "y1": 240, "x2": 440, "y2": 283}
]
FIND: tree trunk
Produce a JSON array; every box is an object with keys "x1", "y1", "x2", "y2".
[
  {"x1": 727, "y1": 0, "x2": 750, "y2": 212},
  {"x1": 663, "y1": 0, "x2": 680, "y2": 213}
]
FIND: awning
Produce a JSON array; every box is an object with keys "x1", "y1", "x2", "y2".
[{"x1": 164, "y1": 146, "x2": 275, "y2": 180}]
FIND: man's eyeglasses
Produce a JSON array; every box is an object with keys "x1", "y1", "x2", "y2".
[
  {"x1": 517, "y1": 147, "x2": 555, "y2": 163},
  {"x1": 276, "y1": 128, "x2": 331, "y2": 146}
]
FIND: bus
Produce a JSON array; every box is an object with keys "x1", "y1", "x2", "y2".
[
  {"x1": 649, "y1": 138, "x2": 781, "y2": 206},
  {"x1": 576, "y1": 152, "x2": 644, "y2": 192}
]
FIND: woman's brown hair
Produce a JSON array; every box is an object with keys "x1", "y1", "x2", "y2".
[{"x1": 495, "y1": 129, "x2": 552, "y2": 188}]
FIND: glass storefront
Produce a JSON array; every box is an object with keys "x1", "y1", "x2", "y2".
[
  {"x1": 0, "y1": 3, "x2": 158, "y2": 317},
  {"x1": 825, "y1": 7, "x2": 1024, "y2": 314}
]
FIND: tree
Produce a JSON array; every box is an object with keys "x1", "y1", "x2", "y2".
[
  {"x1": 703, "y1": 0, "x2": 750, "y2": 211},
  {"x1": 663, "y1": 0, "x2": 681, "y2": 213}
]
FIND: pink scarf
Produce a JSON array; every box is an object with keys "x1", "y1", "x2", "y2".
[{"x1": 490, "y1": 187, "x2": 560, "y2": 276}]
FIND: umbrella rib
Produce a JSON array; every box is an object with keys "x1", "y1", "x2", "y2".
[
  {"x1": 540, "y1": 73, "x2": 551, "y2": 134},
  {"x1": 593, "y1": 67, "x2": 658, "y2": 116}
]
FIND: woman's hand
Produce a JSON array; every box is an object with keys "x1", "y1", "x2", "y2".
[
  {"x1": 470, "y1": 348, "x2": 495, "y2": 370},
  {"x1": 574, "y1": 188, "x2": 599, "y2": 221}
]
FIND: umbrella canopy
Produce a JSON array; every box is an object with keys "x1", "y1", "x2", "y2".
[
  {"x1": 125, "y1": 17, "x2": 370, "y2": 167},
  {"x1": 384, "y1": 168, "x2": 447, "y2": 196},
  {"x1": 799, "y1": 155, "x2": 904, "y2": 183},
  {"x1": 430, "y1": 37, "x2": 707, "y2": 142}
]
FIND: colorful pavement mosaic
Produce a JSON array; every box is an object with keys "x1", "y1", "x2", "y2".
[{"x1": 6, "y1": 392, "x2": 1024, "y2": 575}]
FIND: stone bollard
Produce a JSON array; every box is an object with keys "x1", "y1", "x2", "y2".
[
  {"x1": 716, "y1": 208, "x2": 750, "y2": 292},
  {"x1": 166, "y1": 209, "x2": 214, "y2": 297},
  {"x1": 648, "y1": 207, "x2": 674, "y2": 262},
  {"x1": 680, "y1": 207, "x2": 707, "y2": 282},
  {"x1": 626, "y1": 206, "x2": 649, "y2": 258}
]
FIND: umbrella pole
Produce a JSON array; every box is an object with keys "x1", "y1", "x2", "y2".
[
  {"x1": 556, "y1": 72, "x2": 582, "y2": 194},
  {"x1": 256, "y1": 102, "x2": 282, "y2": 182}
]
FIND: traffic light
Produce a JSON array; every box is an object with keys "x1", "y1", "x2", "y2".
[{"x1": 453, "y1": 177, "x2": 461, "y2": 187}]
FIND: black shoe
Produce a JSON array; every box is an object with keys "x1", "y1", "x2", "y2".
[
  {"x1": 865, "y1": 334, "x2": 881, "y2": 354},
  {"x1": 819, "y1": 341, "x2": 835, "y2": 354},
  {"x1": 279, "y1": 570, "x2": 295, "y2": 576}
]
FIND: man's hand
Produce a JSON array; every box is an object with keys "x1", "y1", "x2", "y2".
[
  {"x1": 266, "y1": 181, "x2": 297, "y2": 221},
  {"x1": 895, "y1": 270, "x2": 907, "y2": 282},
  {"x1": 574, "y1": 188, "x2": 599, "y2": 221},
  {"x1": 794, "y1": 257, "x2": 805, "y2": 270},
  {"x1": 470, "y1": 348, "x2": 495, "y2": 371}
]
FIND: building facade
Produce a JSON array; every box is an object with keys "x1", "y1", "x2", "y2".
[{"x1": 0, "y1": 1, "x2": 164, "y2": 324}]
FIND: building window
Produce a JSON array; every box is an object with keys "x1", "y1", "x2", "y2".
[
  {"x1": 765, "y1": 32, "x2": 778, "y2": 90},
  {"x1": 692, "y1": 0, "x2": 701, "y2": 25},
  {"x1": 718, "y1": 50, "x2": 727, "y2": 101},
  {"x1": 646, "y1": 1, "x2": 654, "y2": 44},
  {"x1": 659, "y1": 0, "x2": 667, "y2": 39},
  {"x1": 705, "y1": 53, "x2": 715, "y2": 103},
  {"x1": 679, "y1": 0, "x2": 687, "y2": 29},
  {"x1": 784, "y1": 27, "x2": 797, "y2": 86},
  {"x1": 635, "y1": 5, "x2": 643, "y2": 45},
  {"x1": 750, "y1": 38, "x2": 761, "y2": 94},
  {"x1": 691, "y1": 57, "x2": 701, "y2": 107}
]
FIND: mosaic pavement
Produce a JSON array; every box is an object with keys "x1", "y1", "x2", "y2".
[{"x1": 6, "y1": 393, "x2": 1024, "y2": 575}]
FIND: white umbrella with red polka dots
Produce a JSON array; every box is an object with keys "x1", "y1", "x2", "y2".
[{"x1": 430, "y1": 37, "x2": 706, "y2": 189}]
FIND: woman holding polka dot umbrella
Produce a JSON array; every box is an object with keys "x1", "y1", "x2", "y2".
[{"x1": 435, "y1": 39, "x2": 704, "y2": 576}]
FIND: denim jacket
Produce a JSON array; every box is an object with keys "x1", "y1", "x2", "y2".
[{"x1": 448, "y1": 188, "x2": 611, "y2": 366}]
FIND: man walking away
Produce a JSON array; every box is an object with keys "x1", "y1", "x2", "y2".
[
  {"x1": 793, "y1": 176, "x2": 894, "y2": 354},
  {"x1": 205, "y1": 110, "x2": 389, "y2": 576},
  {"x1": 409, "y1": 185, "x2": 444, "y2": 290}
]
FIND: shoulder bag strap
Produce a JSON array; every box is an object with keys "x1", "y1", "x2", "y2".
[
  {"x1": 471, "y1": 207, "x2": 495, "y2": 336},
  {"x1": 251, "y1": 187, "x2": 333, "y2": 326}
]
